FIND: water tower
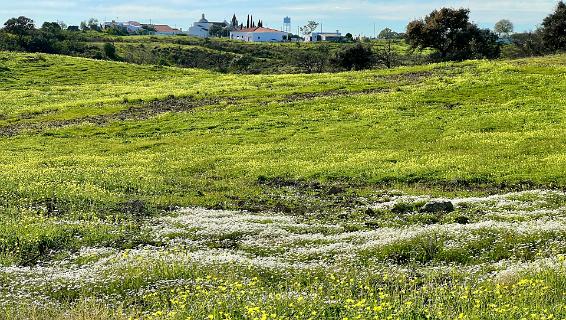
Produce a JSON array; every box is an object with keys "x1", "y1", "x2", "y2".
[{"x1": 283, "y1": 16, "x2": 291, "y2": 33}]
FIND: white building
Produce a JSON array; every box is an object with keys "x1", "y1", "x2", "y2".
[
  {"x1": 308, "y1": 31, "x2": 343, "y2": 42},
  {"x1": 230, "y1": 27, "x2": 289, "y2": 42},
  {"x1": 188, "y1": 14, "x2": 228, "y2": 38},
  {"x1": 102, "y1": 21, "x2": 144, "y2": 33},
  {"x1": 124, "y1": 21, "x2": 143, "y2": 33}
]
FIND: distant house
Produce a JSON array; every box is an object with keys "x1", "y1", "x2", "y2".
[
  {"x1": 152, "y1": 24, "x2": 183, "y2": 36},
  {"x1": 102, "y1": 20, "x2": 144, "y2": 33},
  {"x1": 308, "y1": 31, "x2": 343, "y2": 42},
  {"x1": 125, "y1": 21, "x2": 143, "y2": 33},
  {"x1": 188, "y1": 14, "x2": 228, "y2": 38},
  {"x1": 230, "y1": 27, "x2": 289, "y2": 42}
]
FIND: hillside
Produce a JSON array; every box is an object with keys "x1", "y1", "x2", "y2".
[
  {"x1": 1, "y1": 52, "x2": 565, "y2": 210},
  {"x1": 4, "y1": 31, "x2": 424, "y2": 73},
  {"x1": 1, "y1": 52, "x2": 566, "y2": 318},
  {"x1": 111, "y1": 37, "x2": 429, "y2": 73}
]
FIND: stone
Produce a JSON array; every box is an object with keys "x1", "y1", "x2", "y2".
[{"x1": 420, "y1": 200, "x2": 455, "y2": 213}]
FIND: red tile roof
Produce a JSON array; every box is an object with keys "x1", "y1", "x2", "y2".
[{"x1": 153, "y1": 25, "x2": 179, "y2": 33}]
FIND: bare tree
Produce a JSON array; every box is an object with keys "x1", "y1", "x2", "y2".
[
  {"x1": 375, "y1": 27, "x2": 401, "y2": 68},
  {"x1": 375, "y1": 38, "x2": 399, "y2": 68},
  {"x1": 300, "y1": 21, "x2": 319, "y2": 40}
]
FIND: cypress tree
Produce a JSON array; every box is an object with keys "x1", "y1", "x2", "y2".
[{"x1": 231, "y1": 14, "x2": 237, "y2": 28}]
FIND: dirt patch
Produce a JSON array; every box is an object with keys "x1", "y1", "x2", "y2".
[
  {"x1": 257, "y1": 175, "x2": 324, "y2": 190},
  {"x1": 380, "y1": 71, "x2": 433, "y2": 81},
  {"x1": 280, "y1": 87, "x2": 393, "y2": 103},
  {"x1": 18, "y1": 108, "x2": 60, "y2": 120},
  {"x1": 242, "y1": 175, "x2": 370, "y2": 215},
  {"x1": 231, "y1": 174, "x2": 566, "y2": 215},
  {"x1": 280, "y1": 71, "x2": 433, "y2": 104},
  {"x1": 0, "y1": 96, "x2": 239, "y2": 136}
]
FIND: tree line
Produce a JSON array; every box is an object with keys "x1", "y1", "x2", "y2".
[
  {"x1": 1, "y1": 2, "x2": 566, "y2": 73},
  {"x1": 0, "y1": 16, "x2": 115, "y2": 59},
  {"x1": 405, "y1": 2, "x2": 566, "y2": 60},
  {"x1": 305, "y1": 1, "x2": 566, "y2": 71}
]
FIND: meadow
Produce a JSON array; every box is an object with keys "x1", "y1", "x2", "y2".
[{"x1": 0, "y1": 51, "x2": 566, "y2": 319}]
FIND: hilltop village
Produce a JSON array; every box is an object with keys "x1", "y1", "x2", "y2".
[{"x1": 101, "y1": 14, "x2": 343, "y2": 42}]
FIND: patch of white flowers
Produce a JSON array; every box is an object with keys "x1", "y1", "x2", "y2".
[{"x1": 1, "y1": 190, "x2": 566, "y2": 308}]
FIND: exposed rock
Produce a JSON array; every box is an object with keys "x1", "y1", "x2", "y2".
[
  {"x1": 420, "y1": 200, "x2": 455, "y2": 213},
  {"x1": 454, "y1": 216, "x2": 470, "y2": 225},
  {"x1": 327, "y1": 186, "x2": 345, "y2": 195}
]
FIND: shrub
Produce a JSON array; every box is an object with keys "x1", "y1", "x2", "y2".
[
  {"x1": 103, "y1": 42, "x2": 118, "y2": 60},
  {"x1": 332, "y1": 43, "x2": 374, "y2": 71},
  {"x1": 502, "y1": 32, "x2": 547, "y2": 58}
]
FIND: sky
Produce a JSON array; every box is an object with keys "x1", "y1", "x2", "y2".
[{"x1": 0, "y1": 0, "x2": 560, "y2": 36}]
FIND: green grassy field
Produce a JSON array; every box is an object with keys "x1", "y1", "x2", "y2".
[{"x1": 1, "y1": 51, "x2": 566, "y2": 319}]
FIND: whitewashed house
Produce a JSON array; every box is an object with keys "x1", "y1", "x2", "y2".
[
  {"x1": 188, "y1": 14, "x2": 228, "y2": 38},
  {"x1": 230, "y1": 27, "x2": 289, "y2": 42},
  {"x1": 308, "y1": 31, "x2": 343, "y2": 42},
  {"x1": 124, "y1": 21, "x2": 143, "y2": 33},
  {"x1": 102, "y1": 20, "x2": 144, "y2": 33}
]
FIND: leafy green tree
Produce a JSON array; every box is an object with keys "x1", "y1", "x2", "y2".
[
  {"x1": 81, "y1": 18, "x2": 100, "y2": 32},
  {"x1": 106, "y1": 25, "x2": 128, "y2": 36},
  {"x1": 378, "y1": 28, "x2": 401, "y2": 40},
  {"x1": 494, "y1": 19, "x2": 514, "y2": 37},
  {"x1": 88, "y1": 18, "x2": 100, "y2": 31},
  {"x1": 209, "y1": 24, "x2": 229, "y2": 38},
  {"x1": 27, "y1": 31, "x2": 58, "y2": 53},
  {"x1": 3, "y1": 16, "x2": 35, "y2": 44},
  {"x1": 0, "y1": 31, "x2": 20, "y2": 51},
  {"x1": 41, "y1": 22, "x2": 62, "y2": 34},
  {"x1": 470, "y1": 28, "x2": 501, "y2": 59},
  {"x1": 541, "y1": 1, "x2": 566, "y2": 51},
  {"x1": 406, "y1": 8, "x2": 500, "y2": 61},
  {"x1": 80, "y1": 21, "x2": 88, "y2": 31},
  {"x1": 378, "y1": 28, "x2": 392, "y2": 39}
]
